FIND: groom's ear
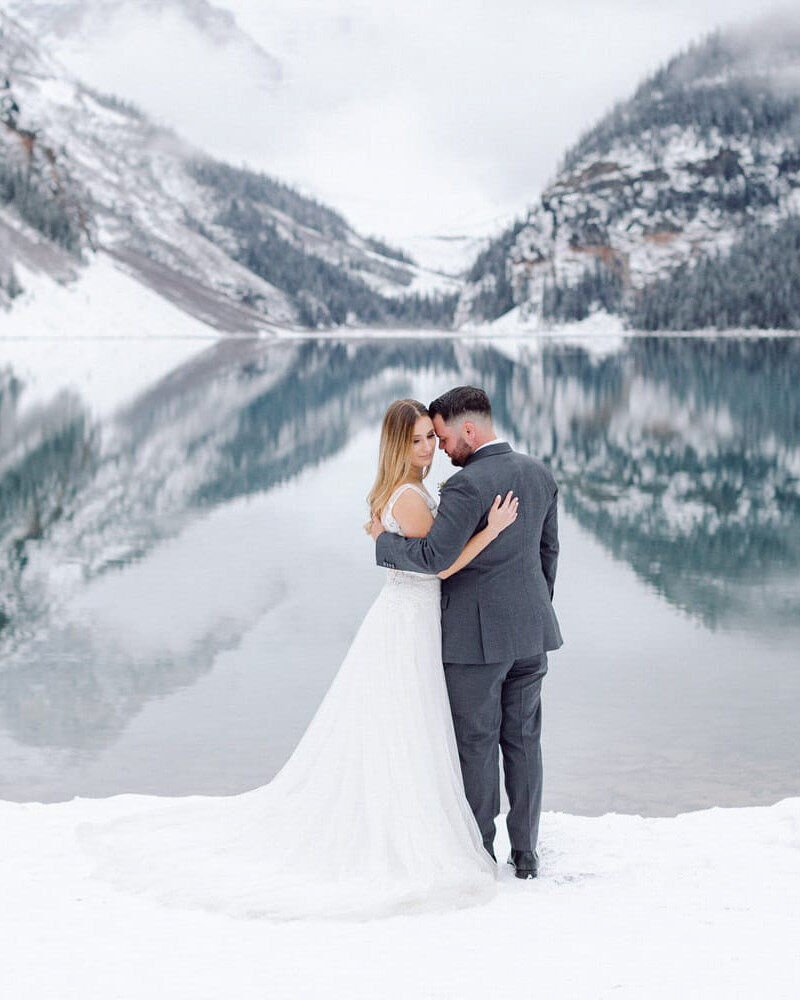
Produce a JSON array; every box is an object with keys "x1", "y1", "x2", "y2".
[{"x1": 462, "y1": 420, "x2": 477, "y2": 442}]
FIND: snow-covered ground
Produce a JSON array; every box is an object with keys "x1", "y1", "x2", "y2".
[
  {"x1": 2, "y1": 794, "x2": 798, "y2": 999},
  {"x1": 460, "y1": 305, "x2": 800, "y2": 343}
]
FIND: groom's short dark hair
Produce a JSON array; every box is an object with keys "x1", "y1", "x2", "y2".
[{"x1": 429, "y1": 386, "x2": 492, "y2": 423}]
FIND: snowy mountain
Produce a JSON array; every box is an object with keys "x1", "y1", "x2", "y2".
[
  {"x1": 460, "y1": 19, "x2": 800, "y2": 329},
  {"x1": 0, "y1": 10, "x2": 455, "y2": 328}
]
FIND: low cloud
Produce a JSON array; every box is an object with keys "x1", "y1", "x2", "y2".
[{"x1": 49, "y1": 0, "x2": 794, "y2": 242}]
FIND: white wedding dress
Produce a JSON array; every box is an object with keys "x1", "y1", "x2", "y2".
[{"x1": 78, "y1": 482, "x2": 496, "y2": 920}]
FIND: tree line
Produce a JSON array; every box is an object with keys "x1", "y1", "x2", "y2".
[
  {"x1": 560, "y1": 31, "x2": 800, "y2": 173},
  {"x1": 0, "y1": 156, "x2": 82, "y2": 252},
  {"x1": 540, "y1": 215, "x2": 800, "y2": 330},
  {"x1": 190, "y1": 160, "x2": 456, "y2": 328}
]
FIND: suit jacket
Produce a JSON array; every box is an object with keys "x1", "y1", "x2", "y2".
[{"x1": 375, "y1": 442, "x2": 563, "y2": 664}]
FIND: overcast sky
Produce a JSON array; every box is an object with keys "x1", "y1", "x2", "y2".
[{"x1": 60, "y1": 0, "x2": 793, "y2": 244}]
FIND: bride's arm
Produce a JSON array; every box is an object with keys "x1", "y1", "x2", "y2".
[
  {"x1": 390, "y1": 490, "x2": 518, "y2": 577},
  {"x1": 380, "y1": 489, "x2": 518, "y2": 578},
  {"x1": 437, "y1": 491, "x2": 518, "y2": 580}
]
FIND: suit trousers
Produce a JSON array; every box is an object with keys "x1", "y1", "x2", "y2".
[{"x1": 443, "y1": 653, "x2": 548, "y2": 853}]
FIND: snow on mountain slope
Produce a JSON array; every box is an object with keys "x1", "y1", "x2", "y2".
[
  {"x1": 0, "y1": 11, "x2": 455, "y2": 331},
  {"x1": 3, "y1": 0, "x2": 284, "y2": 201},
  {"x1": 459, "y1": 18, "x2": 800, "y2": 328}
]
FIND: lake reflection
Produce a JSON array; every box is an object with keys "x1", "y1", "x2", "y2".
[{"x1": 1, "y1": 335, "x2": 799, "y2": 814}]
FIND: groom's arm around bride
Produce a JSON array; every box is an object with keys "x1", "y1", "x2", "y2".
[{"x1": 374, "y1": 389, "x2": 563, "y2": 666}]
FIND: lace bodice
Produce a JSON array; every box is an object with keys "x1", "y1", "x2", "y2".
[{"x1": 381, "y1": 482, "x2": 440, "y2": 590}]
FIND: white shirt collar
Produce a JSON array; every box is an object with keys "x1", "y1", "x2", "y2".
[{"x1": 473, "y1": 439, "x2": 508, "y2": 454}]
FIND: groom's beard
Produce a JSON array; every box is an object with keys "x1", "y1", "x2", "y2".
[{"x1": 448, "y1": 441, "x2": 473, "y2": 467}]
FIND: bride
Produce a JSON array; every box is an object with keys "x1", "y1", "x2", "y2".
[{"x1": 78, "y1": 399, "x2": 518, "y2": 920}]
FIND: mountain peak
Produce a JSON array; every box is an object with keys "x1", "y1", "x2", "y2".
[{"x1": 458, "y1": 16, "x2": 800, "y2": 331}]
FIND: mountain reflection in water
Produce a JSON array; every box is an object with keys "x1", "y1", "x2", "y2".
[{"x1": 1, "y1": 335, "x2": 798, "y2": 810}]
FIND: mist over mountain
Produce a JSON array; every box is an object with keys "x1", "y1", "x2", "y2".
[
  {"x1": 5, "y1": 0, "x2": 282, "y2": 89},
  {"x1": 5, "y1": 7, "x2": 800, "y2": 335},
  {"x1": 0, "y1": 10, "x2": 457, "y2": 327},
  {"x1": 8, "y1": 0, "x2": 271, "y2": 48},
  {"x1": 461, "y1": 16, "x2": 800, "y2": 331}
]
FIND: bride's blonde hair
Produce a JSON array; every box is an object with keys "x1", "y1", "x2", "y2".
[{"x1": 366, "y1": 398, "x2": 431, "y2": 530}]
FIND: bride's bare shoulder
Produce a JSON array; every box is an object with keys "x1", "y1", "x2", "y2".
[{"x1": 391, "y1": 485, "x2": 435, "y2": 537}]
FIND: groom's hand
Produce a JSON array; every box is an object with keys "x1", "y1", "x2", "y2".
[{"x1": 370, "y1": 513, "x2": 385, "y2": 542}]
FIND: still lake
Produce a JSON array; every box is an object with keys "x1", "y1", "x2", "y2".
[{"x1": 1, "y1": 333, "x2": 798, "y2": 815}]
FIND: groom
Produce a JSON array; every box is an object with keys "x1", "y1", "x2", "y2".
[{"x1": 371, "y1": 386, "x2": 562, "y2": 878}]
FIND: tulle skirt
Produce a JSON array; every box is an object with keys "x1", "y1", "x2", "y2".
[{"x1": 78, "y1": 572, "x2": 497, "y2": 920}]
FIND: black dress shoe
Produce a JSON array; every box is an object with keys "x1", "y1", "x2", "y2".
[
  {"x1": 483, "y1": 841, "x2": 497, "y2": 862},
  {"x1": 507, "y1": 849, "x2": 539, "y2": 879}
]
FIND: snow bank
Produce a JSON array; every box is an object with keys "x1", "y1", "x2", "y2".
[
  {"x1": 0, "y1": 253, "x2": 219, "y2": 419},
  {"x1": 1, "y1": 794, "x2": 797, "y2": 999}
]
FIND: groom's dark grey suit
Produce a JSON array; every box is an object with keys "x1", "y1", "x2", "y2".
[{"x1": 375, "y1": 441, "x2": 562, "y2": 853}]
